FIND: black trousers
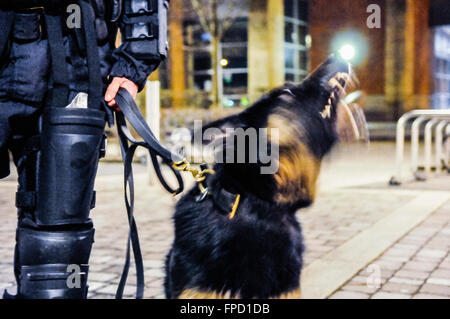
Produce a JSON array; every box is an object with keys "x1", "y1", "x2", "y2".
[{"x1": 0, "y1": 98, "x2": 41, "y2": 180}]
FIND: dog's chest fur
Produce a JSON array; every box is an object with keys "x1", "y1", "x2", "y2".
[{"x1": 164, "y1": 186, "x2": 304, "y2": 299}]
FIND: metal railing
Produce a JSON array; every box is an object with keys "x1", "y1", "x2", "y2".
[{"x1": 389, "y1": 109, "x2": 450, "y2": 185}]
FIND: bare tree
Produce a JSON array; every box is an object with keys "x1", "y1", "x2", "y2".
[{"x1": 189, "y1": 0, "x2": 248, "y2": 107}]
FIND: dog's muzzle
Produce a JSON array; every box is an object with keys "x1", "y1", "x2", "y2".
[{"x1": 327, "y1": 69, "x2": 369, "y2": 143}]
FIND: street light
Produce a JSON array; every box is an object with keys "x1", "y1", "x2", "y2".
[
  {"x1": 331, "y1": 31, "x2": 368, "y2": 65},
  {"x1": 339, "y1": 44, "x2": 356, "y2": 61}
]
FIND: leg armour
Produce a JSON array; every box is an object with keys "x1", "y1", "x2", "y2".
[{"x1": 5, "y1": 107, "x2": 106, "y2": 299}]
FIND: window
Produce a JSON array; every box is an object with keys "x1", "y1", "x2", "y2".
[
  {"x1": 221, "y1": 19, "x2": 248, "y2": 100},
  {"x1": 222, "y1": 20, "x2": 248, "y2": 43},
  {"x1": 432, "y1": 26, "x2": 450, "y2": 109},
  {"x1": 185, "y1": 18, "x2": 249, "y2": 106},
  {"x1": 193, "y1": 51, "x2": 211, "y2": 71},
  {"x1": 284, "y1": 0, "x2": 309, "y2": 82}
]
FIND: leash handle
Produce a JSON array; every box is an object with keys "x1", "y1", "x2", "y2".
[{"x1": 115, "y1": 88, "x2": 184, "y2": 195}]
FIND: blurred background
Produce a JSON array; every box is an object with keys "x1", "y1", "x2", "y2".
[{"x1": 126, "y1": 0, "x2": 450, "y2": 146}]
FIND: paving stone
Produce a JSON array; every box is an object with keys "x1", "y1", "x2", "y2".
[
  {"x1": 146, "y1": 268, "x2": 165, "y2": 278},
  {"x1": 2, "y1": 285, "x2": 16, "y2": 296},
  {"x1": 430, "y1": 268, "x2": 450, "y2": 279},
  {"x1": 374, "y1": 259, "x2": 405, "y2": 271},
  {"x1": 378, "y1": 255, "x2": 410, "y2": 263},
  {"x1": 342, "y1": 283, "x2": 378, "y2": 294},
  {"x1": 389, "y1": 277, "x2": 424, "y2": 286},
  {"x1": 89, "y1": 272, "x2": 119, "y2": 283},
  {"x1": 87, "y1": 281, "x2": 108, "y2": 292},
  {"x1": 384, "y1": 248, "x2": 417, "y2": 258},
  {"x1": 348, "y1": 275, "x2": 374, "y2": 285},
  {"x1": 371, "y1": 292, "x2": 411, "y2": 299},
  {"x1": 395, "y1": 270, "x2": 430, "y2": 280},
  {"x1": 420, "y1": 283, "x2": 450, "y2": 296},
  {"x1": 412, "y1": 293, "x2": 448, "y2": 299},
  {"x1": 145, "y1": 259, "x2": 165, "y2": 269},
  {"x1": 144, "y1": 284, "x2": 165, "y2": 298},
  {"x1": 402, "y1": 261, "x2": 438, "y2": 272},
  {"x1": 0, "y1": 282, "x2": 14, "y2": 293},
  {"x1": 415, "y1": 249, "x2": 447, "y2": 261},
  {"x1": 90, "y1": 293, "x2": 115, "y2": 299},
  {"x1": 382, "y1": 282, "x2": 420, "y2": 295},
  {"x1": 96, "y1": 283, "x2": 137, "y2": 297},
  {"x1": 426, "y1": 277, "x2": 450, "y2": 286},
  {"x1": 330, "y1": 291, "x2": 369, "y2": 299},
  {"x1": 440, "y1": 259, "x2": 450, "y2": 270}
]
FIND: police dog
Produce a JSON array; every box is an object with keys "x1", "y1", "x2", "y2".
[{"x1": 164, "y1": 55, "x2": 366, "y2": 299}]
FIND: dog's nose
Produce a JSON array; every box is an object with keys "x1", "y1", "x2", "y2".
[{"x1": 307, "y1": 54, "x2": 352, "y2": 86}]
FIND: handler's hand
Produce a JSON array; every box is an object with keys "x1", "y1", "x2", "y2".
[{"x1": 105, "y1": 77, "x2": 138, "y2": 111}]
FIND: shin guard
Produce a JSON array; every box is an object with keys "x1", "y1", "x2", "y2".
[{"x1": 6, "y1": 107, "x2": 106, "y2": 299}]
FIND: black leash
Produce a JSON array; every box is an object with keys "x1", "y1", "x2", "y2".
[
  {"x1": 114, "y1": 88, "x2": 185, "y2": 299},
  {"x1": 114, "y1": 88, "x2": 185, "y2": 194}
]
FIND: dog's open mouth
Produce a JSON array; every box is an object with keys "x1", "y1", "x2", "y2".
[{"x1": 326, "y1": 71, "x2": 369, "y2": 143}]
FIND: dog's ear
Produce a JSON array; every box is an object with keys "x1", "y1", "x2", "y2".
[
  {"x1": 189, "y1": 113, "x2": 248, "y2": 164},
  {"x1": 193, "y1": 113, "x2": 247, "y2": 145},
  {"x1": 303, "y1": 54, "x2": 352, "y2": 89}
]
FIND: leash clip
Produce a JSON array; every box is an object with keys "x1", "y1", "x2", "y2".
[{"x1": 172, "y1": 158, "x2": 215, "y2": 194}]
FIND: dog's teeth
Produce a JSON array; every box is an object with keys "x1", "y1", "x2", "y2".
[
  {"x1": 320, "y1": 104, "x2": 332, "y2": 119},
  {"x1": 339, "y1": 73, "x2": 351, "y2": 82},
  {"x1": 328, "y1": 78, "x2": 339, "y2": 87}
]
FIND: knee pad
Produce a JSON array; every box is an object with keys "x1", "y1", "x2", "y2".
[{"x1": 35, "y1": 107, "x2": 105, "y2": 225}]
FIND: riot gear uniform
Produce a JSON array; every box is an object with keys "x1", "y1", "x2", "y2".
[{"x1": 0, "y1": 0, "x2": 169, "y2": 299}]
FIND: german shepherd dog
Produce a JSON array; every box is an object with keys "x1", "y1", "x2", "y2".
[{"x1": 164, "y1": 55, "x2": 366, "y2": 299}]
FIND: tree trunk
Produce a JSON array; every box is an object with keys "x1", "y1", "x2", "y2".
[
  {"x1": 211, "y1": 36, "x2": 221, "y2": 108},
  {"x1": 210, "y1": 0, "x2": 222, "y2": 108}
]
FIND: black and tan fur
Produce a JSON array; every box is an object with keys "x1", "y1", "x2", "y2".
[{"x1": 165, "y1": 55, "x2": 358, "y2": 299}]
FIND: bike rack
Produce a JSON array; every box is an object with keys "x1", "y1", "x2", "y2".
[
  {"x1": 435, "y1": 120, "x2": 449, "y2": 176},
  {"x1": 424, "y1": 119, "x2": 443, "y2": 176},
  {"x1": 390, "y1": 109, "x2": 450, "y2": 185}
]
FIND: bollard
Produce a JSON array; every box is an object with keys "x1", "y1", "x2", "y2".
[{"x1": 146, "y1": 81, "x2": 161, "y2": 185}]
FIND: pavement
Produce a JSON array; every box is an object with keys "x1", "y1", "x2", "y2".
[{"x1": 0, "y1": 141, "x2": 449, "y2": 299}]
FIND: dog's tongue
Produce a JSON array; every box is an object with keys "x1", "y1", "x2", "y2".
[{"x1": 336, "y1": 100, "x2": 369, "y2": 143}]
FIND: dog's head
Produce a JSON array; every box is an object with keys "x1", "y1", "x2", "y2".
[{"x1": 198, "y1": 55, "x2": 367, "y2": 209}]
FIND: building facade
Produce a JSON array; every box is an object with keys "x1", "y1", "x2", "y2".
[{"x1": 165, "y1": 0, "x2": 450, "y2": 120}]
